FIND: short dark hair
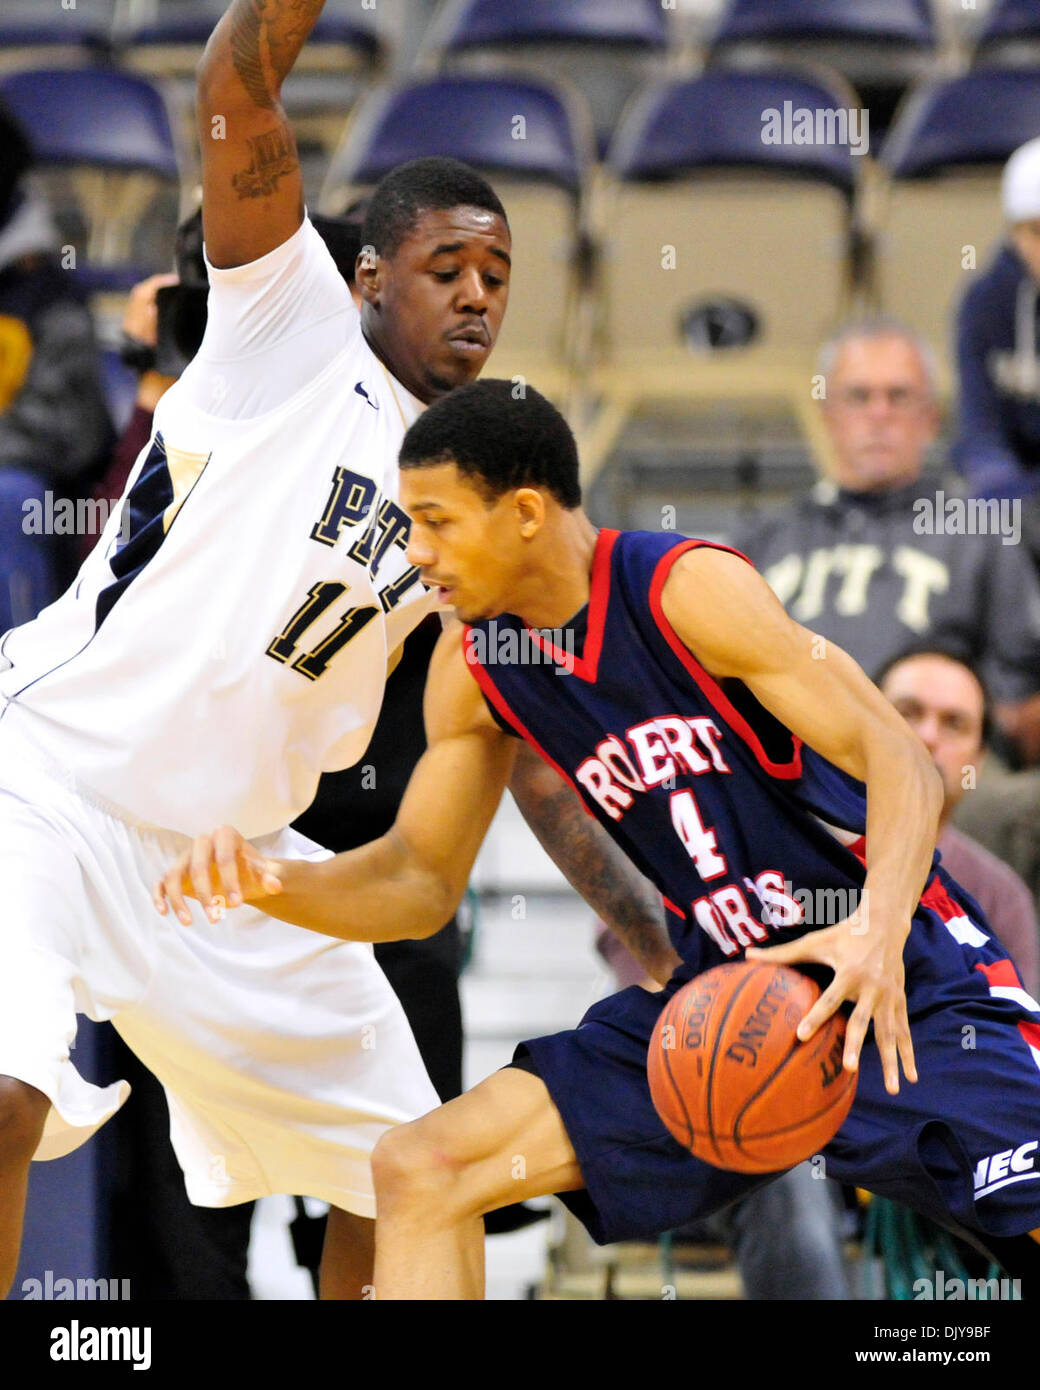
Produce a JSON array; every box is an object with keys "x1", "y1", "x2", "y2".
[
  {"x1": 874, "y1": 642, "x2": 993, "y2": 747},
  {"x1": 399, "y1": 379, "x2": 582, "y2": 508},
  {"x1": 361, "y1": 157, "x2": 508, "y2": 260}
]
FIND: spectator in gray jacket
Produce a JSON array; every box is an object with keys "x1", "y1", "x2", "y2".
[{"x1": 734, "y1": 319, "x2": 1040, "y2": 764}]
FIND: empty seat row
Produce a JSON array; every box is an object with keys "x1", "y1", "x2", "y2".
[{"x1": 5, "y1": 53, "x2": 1039, "y2": 479}]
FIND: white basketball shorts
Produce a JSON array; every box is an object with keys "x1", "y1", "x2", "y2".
[{"x1": 0, "y1": 719, "x2": 440, "y2": 1215}]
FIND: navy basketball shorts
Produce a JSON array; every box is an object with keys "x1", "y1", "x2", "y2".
[{"x1": 514, "y1": 877, "x2": 1040, "y2": 1247}]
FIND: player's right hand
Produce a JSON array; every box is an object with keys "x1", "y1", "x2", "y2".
[{"x1": 152, "y1": 825, "x2": 284, "y2": 925}]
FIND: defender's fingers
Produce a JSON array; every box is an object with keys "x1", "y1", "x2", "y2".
[
  {"x1": 163, "y1": 855, "x2": 193, "y2": 925},
  {"x1": 260, "y1": 860, "x2": 283, "y2": 895},
  {"x1": 214, "y1": 826, "x2": 245, "y2": 907},
  {"x1": 188, "y1": 836, "x2": 218, "y2": 914}
]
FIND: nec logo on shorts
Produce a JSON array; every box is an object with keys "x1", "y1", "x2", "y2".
[{"x1": 973, "y1": 1141, "x2": 1040, "y2": 1198}]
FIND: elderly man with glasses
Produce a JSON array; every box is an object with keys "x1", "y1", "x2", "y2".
[{"x1": 734, "y1": 319, "x2": 1040, "y2": 766}]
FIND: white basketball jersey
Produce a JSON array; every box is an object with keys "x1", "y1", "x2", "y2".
[{"x1": 0, "y1": 218, "x2": 438, "y2": 838}]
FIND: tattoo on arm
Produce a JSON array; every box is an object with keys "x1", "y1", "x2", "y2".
[
  {"x1": 227, "y1": 0, "x2": 321, "y2": 109},
  {"x1": 229, "y1": 1, "x2": 276, "y2": 110},
  {"x1": 511, "y1": 756, "x2": 680, "y2": 982},
  {"x1": 232, "y1": 126, "x2": 297, "y2": 199}
]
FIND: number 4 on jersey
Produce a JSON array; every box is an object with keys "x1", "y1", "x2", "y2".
[{"x1": 670, "y1": 789, "x2": 728, "y2": 879}]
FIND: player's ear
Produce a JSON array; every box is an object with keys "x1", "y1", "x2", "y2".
[
  {"x1": 356, "y1": 244, "x2": 382, "y2": 307},
  {"x1": 514, "y1": 487, "x2": 545, "y2": 539}
]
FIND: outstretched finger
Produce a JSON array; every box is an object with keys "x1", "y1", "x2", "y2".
[
  {"x1": 188, "y1": 835, "x2": 217, "y2": 917},
  {"x1": 842, "y1": 992, "x2": 876, "y2": 1078},
  {"x1": 214, "y1": 826, "x2": 245, "y2": 908},
  {"x1": 892, "y1": 998, "x2": 918, "y2": 1088},
  {"x1": 163, "y1": 856, "x2": 193, "y2": 925},
  {"x1": 746, "y1": 936, "x2": 830, "y2": 970},
  {"x1": 795, "y1": 978, "x2": 846, "y2": 1042}
]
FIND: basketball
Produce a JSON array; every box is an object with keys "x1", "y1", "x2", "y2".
[{"x1": 648, "y1": 961, "x2": 857, "y2": 1173}]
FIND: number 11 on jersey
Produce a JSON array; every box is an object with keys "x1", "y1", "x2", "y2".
[{"x1": 266, "y1": 581, "x2": 378, "y2": 682}]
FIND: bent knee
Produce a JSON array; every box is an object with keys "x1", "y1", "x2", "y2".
[
  {"x1": 0, "y1": 1077, "x2": 50, "y2": 1165},
  {"x1": 372, "y1": 1117, "x2": 471, "y2": 1206}
]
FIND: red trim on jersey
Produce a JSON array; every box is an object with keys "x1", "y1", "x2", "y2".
[
  {"x1": 975, "y1": 959, "x2": 1023, "y2": 992},
  {"x1": 647, "y1": 540, "x2": 803, "y2": 780},
  {"x1": 663, "y1": 895, "x2": 685, "y2": 919},
  {"x1": 1019, "y1": 1020, "x2": 1040, "y2": 1052},
  {"x1": 920, "y1": 875, "x2": 965, "y2": 924},
  {"x1": 846, "y1": 835, "x2": 867, "y2": 862},
  {"x1": 463, "y1": 626, "x2": 596, "y2": 818},
  {"x1": 524, "y1": 528, "x2": 618, "y2": 682}
]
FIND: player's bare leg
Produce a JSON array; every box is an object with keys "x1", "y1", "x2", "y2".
[
  {"x1": 0, "y1": 1077, "x2": 50, "y2": 1297},
  {"x1": 319, "y1": 1207, "x2": 375, "y2": 1300},
  {"x1": 371, "y1": 1068, "x2": 583, "y2": 1300}
]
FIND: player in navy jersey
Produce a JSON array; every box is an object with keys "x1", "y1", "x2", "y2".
[{"x1": 156, "y1": 380, "x2": 1040, "y2": 1299}]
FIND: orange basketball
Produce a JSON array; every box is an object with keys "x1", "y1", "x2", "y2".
[{"x1": 648, "y1": 961, "x2": 857, "y2": 1173}]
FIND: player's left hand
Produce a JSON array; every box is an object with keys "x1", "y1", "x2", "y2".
[
  {"x1": 745, "y1": 911, "x2": 917, "y2": 1096},
  {"x1": 152, "y1": 825, "x2": 284, "y2": 925}
]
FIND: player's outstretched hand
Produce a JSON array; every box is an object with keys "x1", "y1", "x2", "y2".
[
  {"x1": 152, "y1": 825, "x2": 284, "y2": 925},
  {"x1": 745, "y1": 911, "x2": 917, "y2": 1096}
]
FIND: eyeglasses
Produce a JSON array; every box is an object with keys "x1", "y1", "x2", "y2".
[{"x1": 833, "y1": 385, "x2": 930, "y2": 412}]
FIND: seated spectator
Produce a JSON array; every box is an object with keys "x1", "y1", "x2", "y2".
[
  {"x1": 734, "y1": 319, "x2": 1040, "y2": 764},
  {"x1": 0, "y1": 101, "x2": 111, "y2": 633},
  {"x1": 952, "y1": 136, "x2": 1040, "y2": 508},
  {"x1": 876, "y1": 645, "x2": 1040, "y2": 999}
]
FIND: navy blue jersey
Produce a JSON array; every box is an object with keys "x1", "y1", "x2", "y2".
[
  {"x1": 466, "y1": 528, "x2": 965, "y2": 975},
  {"x1": 469, "y1": 528, "x2": 1040, "y2": 1248}
]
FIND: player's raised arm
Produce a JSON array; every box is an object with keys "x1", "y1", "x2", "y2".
[
  {"x1": 660, "y1": 548, "x2": 944, "y2": 1095},
  {"x1": 197, "y1": 0, "x2": 326, "y2": 268},
  {"x1": 154, "y1": 626, "x2": 518, "y2": 941}
]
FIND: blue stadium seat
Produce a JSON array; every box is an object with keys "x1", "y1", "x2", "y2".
[
  {"x1": 432, "y1": 0, "x2": 669, "y2": 50},
  {"x1": 882, "y1": 68, "x2": 1040, "y2": 176},
  {"x1": 424, "y1": 0, "x2": 674, "y2": 155},
  {"x1": 609, "y1": 68, "x2": 857, "y2": 193},
  {"x1": 321, "y1": 74, "x2": 595, "y2": 396},
  {"x1": 0, "y1": 67, "x2": 178, "y2": 178},
  {"x1": 712, "y1": 0, "x2": 935, "y2": 45},
  {"x1": 872, "y1": 69, "x2": 1040, "y2": 361},
  {"x1": 327, "y1": 75, "x2": 589, "y2": 193},
  {"x1": 0, "y1": 68, "x2": 181, "y2": 300},
  {"x1": 0, "y1": 0, "x2": 116, "y2": 71},
  {"x1": 582, "y1": 69, "x2": 859, "y2": 480},
  {"x1": 709, "y1": 0, "x2": 938, "y2": 139},
  {"x1": 974, "y1": 0, "x2": 1040, "y2": 66}
]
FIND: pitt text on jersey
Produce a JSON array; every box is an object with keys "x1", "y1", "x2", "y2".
[
  {"x1": 265, "y1": 466, "x2": 423, "y2": 683},
  {"x1": 575, "y1": 714, "x2": 822, "y2": 961}
]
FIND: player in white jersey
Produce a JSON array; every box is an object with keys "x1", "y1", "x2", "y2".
[{"x1": 0, "y1": 0, "x2": 514, "y2": 1298}]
